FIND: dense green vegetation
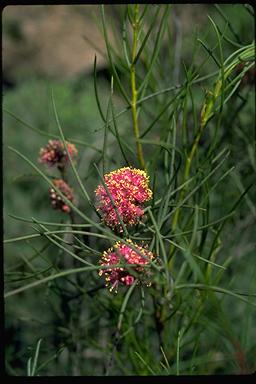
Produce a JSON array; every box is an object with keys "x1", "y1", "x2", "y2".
[{"x1": 4, "y1": 4, "x2": 255, "y2": 375}]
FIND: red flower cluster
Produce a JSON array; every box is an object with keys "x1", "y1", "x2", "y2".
[
  {"x1": 49, "y1": 179, "x2": 74, "y2": 213},
  {"x1": 39, "y1": 139, "x2": 77, "y2": 169},
  {"x1": 95, "y1": 167, "x2": 152, "y2": 231},
  {"x1": 99, "y1": 240, "x2": 155, "y2": 292}
]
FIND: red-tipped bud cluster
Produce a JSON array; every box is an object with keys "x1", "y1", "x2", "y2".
[
  {"x1": 49, "y1": 179, "x2": 74, "y2": 213},
  {"x1": 95, "y1": 167, "x2": 152, "y2": 232},
  {"x1": 39, "y1": 140, "x2": 77, "y2": 168},
  {"x1": 99, "y1": 239, "x2": 155, "y2": 292}
]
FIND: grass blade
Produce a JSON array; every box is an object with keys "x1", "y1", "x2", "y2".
[
  {"x1": 93, "y1": 55, "x2": 106, "y2": 123},
  {"x1": 175, "y1": 284, "x2": 256, "y2": 307},
  {"x1": 31, "y1": 339, "x2": 43, "y2": 376},
  {"x1": 100, "y1": 5, "x2": 130, "y2": 105},
  {"x1": 51, "y1": 89, "x2": 94, "y2": 209}
]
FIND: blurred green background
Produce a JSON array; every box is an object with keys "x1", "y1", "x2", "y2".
[{"x1": 3, "y1": 4, "x2": 255, "y2": 375}]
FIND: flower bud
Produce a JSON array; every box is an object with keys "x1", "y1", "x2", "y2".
[
  {"x1": 49, "y1": 179, "x2": 74, "y2": 213},
  {"x1": 39, "y1": 140, "x2": 77, "y2": 169}
]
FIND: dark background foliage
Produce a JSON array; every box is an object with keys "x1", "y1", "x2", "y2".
[{"x1": 3, "y1": 4, "x2": 255, "y2": 376}]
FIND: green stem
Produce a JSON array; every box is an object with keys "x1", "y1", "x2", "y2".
[
  {"x1": 168, "y1": 124, "x2": 205, "y2": 269},
  {"x1": 171, "y1": 122, "x2": 205, "y2": 234},
  {"x1": 168, "y1": 79, "x2": 223, "y2": 268},
  {"x1": 130, "y1": 4, "x2": 145, "y2": 169}
]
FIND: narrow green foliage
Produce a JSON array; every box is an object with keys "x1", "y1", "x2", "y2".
[{"x1": 4, "y1": 4, "x2": 255, "y2": 376}]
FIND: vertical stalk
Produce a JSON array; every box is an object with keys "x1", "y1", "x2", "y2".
[
  {"x1": 171, "y1": 123, "x2": 204, "y2": 233},
  {"x1": 168, "y1": 79, "x2": 222, "y2": 268},
  {"x1": 130, "y1": 4, "x2": 145, "y2": 169},
  {"x1": 58, "y1": 166, "x2": 83, "y2": 375},
  {"x1": 168, "y1": 124, "x2": 205, "y2": 270}
]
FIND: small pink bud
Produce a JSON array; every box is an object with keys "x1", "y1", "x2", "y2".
[
  {"x1": 38, "y1": 140, "x2": 77, "y2": 168},
  {"x1": 49, "y1": 179, "x2": 74, "y2": 214}
]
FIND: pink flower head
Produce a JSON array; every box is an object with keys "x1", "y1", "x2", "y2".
[
  {"x1": 95, "y1": 167, "x2": 152, "y2": 231},
  {"x1": 39, "y1": 140, "x2": 77, "y2": 169},
  {"x1": 49, "y1": 179, "x2": 74, "y2": 213},
  {"x1": 99, "y1": 239, "x2": 155, "y2": 293}
]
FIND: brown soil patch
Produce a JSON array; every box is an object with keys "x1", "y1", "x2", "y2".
[{"x1": 3, "y1": 5, "x2": 208, "y2": 82}]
